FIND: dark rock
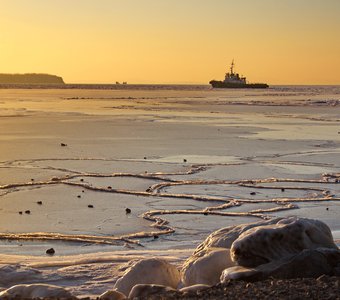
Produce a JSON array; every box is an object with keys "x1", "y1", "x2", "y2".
[
  {"x1": 88, "y1": 204, "x2": 94, "y2": 208},
  {"x1": 25, "y1": 210, "x2": 31, "y2": 214},
  {"x1": 154, "y1": 235, "x2": 159, "y2": 239},
  {"x1": 77, "y1": 195, "x2": 81, "y2": 198},
  {"x1": 126, "y1": 208, "x2": 131, "y2": 214},
  {"x1": 36, "y1": 201, "x2": 42, "y2": 205},
  {"x1": 333, "y1": 265, "x2": 340, "y2": 276},
  {"x1": 19, "y1": 211, "x2": 23, "y2": 215},
  {"x1": 107, "y1": 186, "x2": 112, "y2": 189},
  {"x1": 250, "y1": 192, "x2": 256, "y2": 195},
  {"x1": 221, "y1": 248, "x2": 340, "y2": 282},
  {"x1": 46, "y1": 248, "x2": 55, "y2": 255},
  {"x1": 183, "y1": 159, "x2": 187, "y2": 163},
  {"x1": 281, "y1": 188, "x2": 285, "y2": 192},
  {"x1": 80, "y1": 178, "x2": 84, "y2": 182},
  {"x1": 60, "y1": 143, "x2": 67, "y2": 147}
]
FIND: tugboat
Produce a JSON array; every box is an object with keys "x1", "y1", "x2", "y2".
[{"x1": 210, "y1": 60, "x2": 268, "y2": 89}]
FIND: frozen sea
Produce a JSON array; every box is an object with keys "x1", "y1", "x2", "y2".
[{"x1": 0, "y1": 84, "x2": 339, "y2": 296}]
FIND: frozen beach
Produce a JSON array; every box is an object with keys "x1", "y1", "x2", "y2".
[{"x1": 0, "y1": 85, "x2": 339, "y2": 297}]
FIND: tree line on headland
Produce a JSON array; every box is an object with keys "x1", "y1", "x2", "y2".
[{"x1": 0, "y1": 73, "x2": 65, "y2": 84}]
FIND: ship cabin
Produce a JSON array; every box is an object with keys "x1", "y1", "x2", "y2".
[{"x1": 223, "y1": 60, "x2": 247, "y2": 84}]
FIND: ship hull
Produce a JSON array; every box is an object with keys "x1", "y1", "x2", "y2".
[{"x1": 209, "y1": 80, "x2": 269, "y2": 89}]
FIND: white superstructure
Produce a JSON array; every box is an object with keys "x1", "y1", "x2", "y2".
[{"x1": 224, "y1": 60, "x2": 247, "y2": 84}]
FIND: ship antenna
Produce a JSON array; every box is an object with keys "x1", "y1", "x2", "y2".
[{"x1": 230, "y1": 59, "x2": 235, "y2": 74}]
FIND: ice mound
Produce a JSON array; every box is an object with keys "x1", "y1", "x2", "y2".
[
  {"x1": 231, "y1": 217, "x2": 338, "y2": 267},
  {"x1": 191, "y1": 217, "x2": 285, "y2": 256},
  {"x1": 113, "y1": 258, "x2": 180, "y2": 297},
  {"x1": 0, "y1": 264, "x2": 42, "y2": 286},
  {"x1": 1, "y1": 217, "x2": 338, "y2": 298},
  {"x1": 0, "y1": 283, "x2": 74, "y2": 299},
  {"x1": 181, "y1": 217, "x2": 284, "y2": 286},
  {"x1": 181, "y1": 248, "x2": 232, "y2": 286},
  {"x1": 181, "y1": 217, "x2": 339, "y2": 286}
]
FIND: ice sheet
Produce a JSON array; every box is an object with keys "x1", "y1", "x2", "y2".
[{"x1": 0, "y1": 86, "x2": 339, "y2": 296}]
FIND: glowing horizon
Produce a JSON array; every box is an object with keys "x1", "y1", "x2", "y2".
[{"x1": 1, "y1": 0, "x2": 339, "y2": 85}]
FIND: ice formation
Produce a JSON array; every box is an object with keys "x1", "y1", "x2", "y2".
[
  {"x1": 0, "y1": 265, "x2": 43, "y2": 286},
  {"x1": 113, "y1": 258, "x2": 180, "y2": 296},
  {"x1": 0, "y1": 217, "x2": 338, "y2": 298},
  {"x1": 230, "y1": 217, "x2": 338, "y2": 267},
  {"x1": 0, "y1": 284, "x2": 74, "y2": 299},
  {"x1": 181, "y1": 217, "x2": 284, "y2": 286},
  {"x1": 181, "y1": 248, "x2": 233, "y2": 286},
  {"x1": 182, "y1": 217, "x2": 338, "y2": 286}
]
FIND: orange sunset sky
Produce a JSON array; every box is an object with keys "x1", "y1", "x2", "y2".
[{"x1": 0, "y1": 0, "x2": 339, "y2": 84}]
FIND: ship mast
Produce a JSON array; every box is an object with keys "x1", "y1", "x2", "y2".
[{"x1": 230, "y1": 59, "x2": 235, "y2": 74}]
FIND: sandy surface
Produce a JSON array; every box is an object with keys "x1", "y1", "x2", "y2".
[{"x1": 0, "y1": 85, "x2": 339, "y2": 296}]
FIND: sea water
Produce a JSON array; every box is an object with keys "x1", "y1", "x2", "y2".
[{"x1": 0, "y1": 85, "x2": 339, "y2": 296}]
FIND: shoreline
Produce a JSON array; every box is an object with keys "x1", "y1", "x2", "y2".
[{"x1": 154, "y1": 276, "x2": 340, "y2": 300}]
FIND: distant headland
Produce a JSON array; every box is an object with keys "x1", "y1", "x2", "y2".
[{"x1": 0, "y1": 73, "x2": 65, "y2": 84}]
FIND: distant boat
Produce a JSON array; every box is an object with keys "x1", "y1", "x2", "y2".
[{"x1": 210, "y1": 60, "x2": 269, "y2": 89}]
